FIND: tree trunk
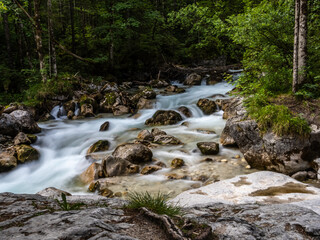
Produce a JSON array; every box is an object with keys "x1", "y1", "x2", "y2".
[
  {"x1": 69, "y1": 0, "x2": 75, "y2": 53},
  {"x1": 34, "y1": 0, "x2": 47, "y2": 82},
  {"x1": 48, "y1": 0, "x2": 57, "y2": 78},
  {"x1": 3, "y1": 13, "x2": 13, "y2": 67},
  {"x1": 292, "y1": 0, "x2": 308, "y2": 93}
]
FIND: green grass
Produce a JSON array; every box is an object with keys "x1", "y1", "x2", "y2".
[{"x1": 126, "y1": 191, "x2": 182, "y2": 217}]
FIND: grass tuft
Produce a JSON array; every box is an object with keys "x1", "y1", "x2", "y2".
[{"x1": 126, "y1": 191, "x2": 182, "y2": 217}]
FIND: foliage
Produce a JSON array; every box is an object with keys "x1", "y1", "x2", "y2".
[
  {"x1": 55, "y1": 193, "x2": 85, "y2": 211},
  {"x1": 126, "y1": 191, "x2": 182, "y2": 217}
]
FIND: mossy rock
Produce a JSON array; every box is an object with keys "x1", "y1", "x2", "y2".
[
  {"x1": 79, "y1": 95, "x2": 97, "y2": 109},
  {"x1": 140, "y1": 165, "x2": 162, "y2": 175},
  {"x1": 104, "y1": 92, "x2": 117, "y2": 106},
  {"x1": 27, "y1": 134, "x2": 38, "y2": 144},
  {"x1": 87, "y1": 140, "x2": 110, "y2": 154},
  {"x1": 197, "y1": 142, "x2": 219, "y2": 155},
  {"x1": 15, "y1": 145, "x2": 40, "y2": 163},
  {"x1": 197, "y1": 99, "x2": 217, "y2": 115},
  {"x1": 171, "y1": 158, "x2": 185, "y2": 168}
]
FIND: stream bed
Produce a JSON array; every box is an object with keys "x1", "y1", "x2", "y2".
[{"x1": 0, "y1": 81, "x2": 256, "y2": 197}]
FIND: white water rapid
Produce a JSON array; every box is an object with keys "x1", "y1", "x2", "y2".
[{"x1": 0, "y1": 81, "x2": 256, "y2": 196}]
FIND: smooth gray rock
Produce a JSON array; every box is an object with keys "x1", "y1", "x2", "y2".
[
  {"x1": 10, "y1": 110, "x2": 41, "y2": 134},
  {"x1": 112, "y1": 143, "x2": 152, "y2": 164}
]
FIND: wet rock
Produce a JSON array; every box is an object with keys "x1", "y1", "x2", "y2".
[
  {"x1": 178, "y1": 106, "x2": 192, "y2": 118},
  {"x1": 112, "y1": 143, "x2": 152, "y2": 164},
  {"x1": 153, "y1": 134, "x2": 182, "y2": 145},
  {"x1": 102, "y1": 156, "x2": 139, "y2": 177},
  {"x1": 112, "y1": 105, "x2": 130, "y2": 116},
  {"x1": 80, "y1": 162, "x2": 106, "y2": 184},
  {"x1": 149, "y1": 79, "x2": 169, "y2": 88},
  {"x1": 197, "y1": 142, "x2": 219, "y2": 155},
  {"x1": 27, "y1": 134, "x2": 37, "y2": 144},
  {"x1": 67, "y1": 110, "x2": 74, "y2": 119},
  {"x1": 312, "y1": 158, "x2": 320, "y2": 179},
  {"x1": 220, "y1": 125, "x2": 237, "y2": 147},
  {"x1": 0, "y1": 151, "x2": 17, "y2": 172},
  {"x1": 137, "y1": 130, "x2": 154, "y2": 141},
  {"x1": 13, "y1": 132, "x2": 31, "y2": 145},
  {"x1": 15, "y1": 144, "x2": 40, "y2": 163},
  {"x1": 154, "y1": 161, "x2": 167, "y2": 168},
  {"x1": 87, "y1": 140, "x2": 110, "y2": 154},
  {"x1": 79, "y1": 95, "x2": 98, "y2": 111},
  {"x1": 140, "y1": 165, "x2": 162, "y2": 175},
  {"x1": 99, "y1": 92, "x2": 116, "y2": 113},
  {"x1": 37, "y1": 187, "x2": 72, "y2": 198},
  {"x1": 145, "y1": 110, "x2": 183, "y2": 126},
  {"x1": 80, "y1": 103, "x2": 95, "y2": 117},
  {"x1": 166, "y1": 173, "x2": 187, "y2": 180},
  {"x1": 195, "y1": 129, "x2": 216, "y2": 134},
  {"x1": 184, "y1": 73, "x2": 202, "y2": 85},
  {"x1": 165, "y1": 85, "x2": 185, "y2": 93},
  {"x1": 100, "y1": 188, "x2": 114, "y2": 198},
  {"x1": 197, "y1": 99, "x2": 217, "y2": 115},
  {"x1": 137, "y1": 98, "x2": 154, "y2": 109},
  {"x1": 99, "y1": 121, "x2": 110, "y2": 131},
  {"x1": 291, "y1": 171, "x2": 309, "y2": 181},
  {"x1": 140, "y1": 88, "x2": 156, "y2": 99},
  {"x1": 0, "y1": 114, "x2": 19, "y2": 136},
  {"x1": 101, "y1": 81, "x2": 119, "y2": 93},
  {"x1": 191, "y1": 175, "x2": 209, "y2": 182},
  {"x1": 151, "y1": 128, "x2": 167, "y2": 136},
  {"x1": 171, "y1": 158, "x2": 185, "y2": 168}
]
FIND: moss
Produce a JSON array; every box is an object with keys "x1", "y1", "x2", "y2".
[{"x1": 105, "y1": 92, "x2": 116, "y2": 105}]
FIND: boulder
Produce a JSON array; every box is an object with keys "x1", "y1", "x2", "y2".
[
  {"x1": 112, "y1": 143, "x2": 152, "y2": 164},
  {"x1": 10, "y1": 110, "x2": 41, "y2": 134},
  {"x1": 178, "y1": 106, "x2": 192, "y2": 118},
  {"x1": 80, "y1": 162, "x2": 106, "y2": 184},
  {"x1": 153, "y1": 134, "x2": 182, "y2": 145},
  {"x1": 112, "y1": 105, "x2": 129, "y2": 116},
  {"x1": 140, "y1": 88, "x2": 156, "y2": 99},
  {"x1": 15, "y1": 145, "x2": 40, "y2": 163},
  {"x1": 37, "y1": 187, "x2": 72, "y2": 198},
  {"x1": 137, "y1": 98, "x2": 154, "y2": 109},
  {"x1": 80, "y1": 104, "x2": 95, "y2": 117},
  {"x1": 197, "y1": 99, "x2": 217, "y2": 115},
  {"x1": 151, "y1": 128, "x2": 167, "y2": 136},
  {"x1": 0, "y1": 152, "x2": 17, "y2": 172},
  {"x1": 0, "y1": 114, "x2": 19, "y2": 136},
  {"x1": 27, "y1": 134, "x2": 37, "y2": 144},
  {"x1": 67, "y1": 110, "x2": 74, "y2": 119},
  {"x1": 149, "y1": 79, "x2": 169, "y2": 88},
  {"x1": 197, "y1": 142, "x2": 219, "y2": 155},
  {"x1": 79, "y1": 95, "x2": 98, "y2": 111},
  {"x1": 102, "y1": 156, "x2": 139, "y2": 177},
  {"x1": 140, "y1": 165, "x2": 162, "y2": 175},
  {"x1": 184, "y1": 73, "x2": 202, "y2": 85},
  {"x1": 99, "y1": 92, "x2": 117, "y2": 113},
  {"x1": 165, "y1": 85, "x2": 185, "y2": 93},
  {"x1": 171, "y1": 158, "x2": 185, "y2": 168},
  {"x1": 137, "y1": 130, "x2": 154, "y2": 141},
  {"x1": 87, "y1": 140, "x2": 110, "y2": 154},
  {"x1": 99, "y1": 121, "x2": 110, "y2": 131},
  {"x1": 13, "y1": 132, "x2": 31, "y2": 145},
  {"x1": 145, "y1": 110, "x2": 182, "y2": 126}
]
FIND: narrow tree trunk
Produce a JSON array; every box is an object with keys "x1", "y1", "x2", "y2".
[
  {"x1": 3, "y1": 13, "x2": 13, "y2": 67},
  {"x1": 34, "y1": 0, "x2": 47, "y2": 82},
  {"x1": 48, "y1": 0, "x2": 57, "y2": 77},
  {"x1": 15, "y1": 23, "x2": 23, "y2": 68},
  {"x1": 69, "y1": 0, "x2": 75, "y2": 53},
  {"x1": 292, "y1": 0, "x2": 300, "y2": 93},
  {"x1": 19, "y1": 22, "x2": 34, "y2": 69}
]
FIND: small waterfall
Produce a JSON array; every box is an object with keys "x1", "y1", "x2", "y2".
[
  {"x1": 74, "y1": 103, "x2": 80, "y2": 116},
  {"x1": 50, "y1": 104, "x2": 67, "y2": 119}
]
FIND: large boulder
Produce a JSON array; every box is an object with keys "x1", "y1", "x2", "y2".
[
  {"x1": 197, "y1": 142, "x2": 219, "y2": 155},
  {"x1": 87, "y1": 140, "x2": 110, "y2": 154},
  {"x1": 0, "y1": 152, "x2": 17, "y2": 172},
  {"x1": 220, "y1": 97, "x2": 320, "y2": 175},
  {"x1": 80, "y1": 162, "x2": 106, "y2": 184},
  {"x1": 178, "y1": 106, "x2": 192, "y2": 118},
  {"x1": 102, "y1": 156, "x2": 139, "y2": 177},
  {"x1": 145, "y1": 110, "x2": 182, "y2": 126},
  {"x1": 112, "y1": 143, "x2": 152, "y2": 164},
  {"x1": 0, "y1": 114, "x2": 20, "y2": 136},
  {"x1": 197, "y1": 99, "x2": 217, "y2": 115},
  {"x1": 184, "y1": 73, "x2": 202, "y2": 85},
  {"x1": 10, "y1": 110, "x2": 41, "y2": 134},
  {"x1": 14, "y1": 145, "x2": 40, "y2": 163},
  {"x1": 137, "y1": 130, "x2": 154, "y2": 141},
  {"x1": 80, "y1": 104, "x2": 95, "y2": 117}
]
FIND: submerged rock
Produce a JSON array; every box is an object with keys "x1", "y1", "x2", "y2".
[
  {"x1": 87, "y1": 140, "x2": 110, "y2": 154},
  {"x1": 197, "y1": 142, "x2": 219, "y2": 155},
  {"x1": 145, "y1": 110, "x2": 182, "y2": 126},
  {"x1": 14, "y1": 144, "x2": 40, "y2": 163},
  {"x1": 112, "y1": 143, "x2": 152, "y2": 164}
]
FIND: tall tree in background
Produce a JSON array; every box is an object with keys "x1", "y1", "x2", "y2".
[{"x1": 293, "y1": 0, "x2": 308, "y2": 93}]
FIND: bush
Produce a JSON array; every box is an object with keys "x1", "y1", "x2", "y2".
[{"x1": 126, "y1": 191, "x2": 182, "y2": 217}]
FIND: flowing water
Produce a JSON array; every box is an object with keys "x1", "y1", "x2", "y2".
[{"x1": 0, "y1": 81, "x2": 256, "y2": 196}]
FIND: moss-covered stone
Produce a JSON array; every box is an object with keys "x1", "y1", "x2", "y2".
[
  {"x1": 15, "y1": 145, "x2": 40, "y2": 163},
  {"x1": 27, "y1": 134, "x2": 38, "y2": 144},
  {"x1": 171, "y1": 158, "x2": 185, "y2": 168},
  {"x1": 197, "y1": 142, "x2": 219, "y2": 155},
  {"x1": 87, "y1": 140, "x2": 110, "y2": 154}
]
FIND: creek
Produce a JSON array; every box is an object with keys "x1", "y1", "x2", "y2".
[{"x1": 0, "y1": 81, "x2": 256, "y2": 196}]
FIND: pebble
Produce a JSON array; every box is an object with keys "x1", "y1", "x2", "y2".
[
  {"x1": 245, "y1": 165, "x2": 251, "y2": 169},
  {"x1": 235, "y1": 155, "x2": 241, "y2": 159},
  {"x1": 241, "y1": 158, "x2": 247, "y2": 162},
  {"x1": 221, "y1": 159, "x2": 228, "y2": 162}
]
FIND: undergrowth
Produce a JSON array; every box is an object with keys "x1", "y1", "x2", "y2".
[{"x1": 126, "y1": 191, "x2": 182, "y2": 217}]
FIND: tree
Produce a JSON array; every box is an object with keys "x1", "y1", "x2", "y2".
[{"x1": 292, "y1": 0, "x2": 308, "y2": 93}]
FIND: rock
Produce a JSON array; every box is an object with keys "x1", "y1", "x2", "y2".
[
  {"x1": 220, "y1": 125, "x2": 237, "y2": 147},
  {"x1": 140, "y1": 165, "x2": 162, "y2": 175},
  {"x1": 102, "y1": 156, "x2": 139, "y2": 177},
  {"x1": 137, "y1": 130, "x2": 154, "y2": 141},
  {"x1": 149, "y1": 79, "x2": 169, "y2": 88},
  {"x1": 153, "y1": 134, "x2": 182, "y2": 145},
  {"x1": 0, "y1": 152, "x2": 17, "y2": 172},
  {"x1": 166, "y1": 173, "x2": 187, "y2": 180},
  {"x1": 15, "y1": 145, "x2": 40, "y2": 163},
  {"x1": 140, "y1": 88, "x2": 156, "y2": 99},
  {"x1": 151, "y1": 128, "x2": 167, "y2": 136},
  {"x1": 80, "y1": 162, "x2": 106, "y2": 184},
  {"x1": 184, "y1": 73, "x2": 202, "y2": 85},
  {"x1": 178, "y1": 106, "x2": 192, "y2": 118},
  {"x1": 195, "y1": 129, "x2": 216, "y2": 134},
  {"x1": 79, "y1": 95, "x2": 98, "y2": 111},
  {"x1": 145, "y1": 110, "x2": 183, "y2": 126},
  {"x1": 37, "y1": 187, "x2": 72, "y2": 198},
  {"x1": 13, "y1": 132, "x2": 31, "y2": 145},
  {"x1": 312, "y1": 158, "x2": 320, "y2": 179},
  {"x1": 80, "y1": 103, "x2": 95, "y2": 117},
  {"x1": 99, "y1": 121, "x2": 110, "y2": 131},
  {"x1": 112, "y1": 143, "x2": 152, "y2": 164},
  {"x1": 87, "y1": 140, "x2": 110, "y2": 154},
  {"x1": 197, "y1": 99, "x2": 217, "y2": 115},
  {"x1": 27, "y1": 134, "x2": 37, "y2": 144},
  {"x1": 100, "y1": 188, "x2": 114, "y2": 198},
  {"x1": 154, "y1": 161, "x2": 167, "y2": 168},
  {"x1": 10, "y1": 110, "x2": 41, "y2": 134},
  {"x1": 165, "y1": 85, "x2": 185, "y2": 93},
  {"x1": 171, "y1": 158, "x2": 185, "y2": 168},
  {"x1": 291, "y1": 171, "x2": 309, "y2": 181},
  {"x1": 101, "y1": 81, "x2": 119, "y2": 93},
  {"x1": 67, "y1": 110, "x2": 74, "y2": 119},
  {"x1": 99, "y1": 92, "x2": 116, "y2": 113},
  {"x1": 197, "y1": 142, "x2": 219, "y2": 155},
  {"x1": 0, "y1": 113, "x2": 19, "y2": 136},
  {"x1": 137, "y1": 98, "x2": 154, "y2": 109},
  {"x1": 112, "y1": 105, "x2": 129, "y2": 116}
]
